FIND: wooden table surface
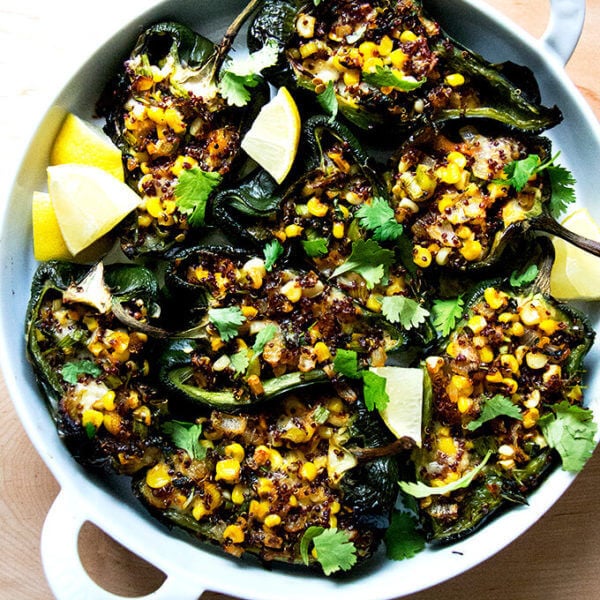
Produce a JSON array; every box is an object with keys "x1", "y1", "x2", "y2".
[{"x1": 1, "y1": 1, "x2": 599, "y2": 598}]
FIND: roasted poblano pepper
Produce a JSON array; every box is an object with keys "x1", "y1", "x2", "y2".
[
  {"x1": 25, "y1": 262, "x2": 168, "y2": 473},
  {"x1": 387, "y1": 122, "x2": 600, "y2": 272},
  {"x1": 98, "y1": 10, "x2": 269, "y2": 257},
  {"x1": 405, "y1": 241, "x2": 595, "y2": 543},
  {"x1": 159, "y1": 245, "x2": 407, "y2": 408},
  {"x1": 248, "y1": 0, "x2": 561, "y2": 133},
  {"x1": 134, "y1": 390, "x2": 399, "y2": 570}
]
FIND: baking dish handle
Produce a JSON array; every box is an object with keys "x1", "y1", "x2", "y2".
[
  {"x1": 541, "y1": 0, "x2": 586, "y2": 65},
  {"x1": 41, "y1": 490, "x2": 203, "y2": 600}
]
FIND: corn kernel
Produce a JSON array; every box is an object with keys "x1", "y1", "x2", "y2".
[
  {"x1": 438, "y1": 162, "x2": 462, "y2": 184},
  {"x1": 413, "y1": 245, "x2": 432, "y2": 268},
  {"x1": 445, "y1": 73, "x2": 465, "y2": 87},
  {"x1": 284, "y1": 224, "x2": 304, "y2": 238},
  {"x1": 498, "y1": 312, "x2": 518, "y2": 323},
  {"x1": 343, "y1": 69, "x2": 361, "y2": 86},
  {"x1": 264, "y1": 514, "x2": 282, "y2": 528},
  {"x1": 484, "y1": 287, "x2": 508, "y2": 310},
  {"x1": 509, "y1": 322, "x2": 525, "y2": 337},
  {"x1": 400, "y1": 30, "x2": 418, "y2": 43},
  {"x1": 479, "y1": 345, "x2": 494, "y2": 363},
  {"x1": 446, "y1": 340, "x2": 462, "y2": 358},
  {"x1": 366, "y1": 294, "x2": 382, "y2": 312},
  {"x1": 389, "y1": 48, "x2": 407, "y2": 68},
  {"x1": 437, "y1": 436, "x2": 457, "y2": 456},
  {"x1": 231, "y1": 484, "x2": 246, "y2": 505},
  {"x1": 249, "y1": 499, "x2": 270, "y2": 521},
  {"x1": 241, "y1": 305, "x2": 258, "y2": 319},
  {"x1": 502, "y1": 377, "x2": 518, "y2": 394},
  {"x1": 82, "y1": 409, "x2": 103, "y2": 430},
  {"x1": 307, "y1": 197, "x2": 329, "y2": 217},
  {"x1": 457, "y1": 396, "x2": 472, "y2": 414},
  {"x1": 500, "y1": 354, "x2": 520, "y2": 375},
  {"x1": 133, "y1": 405, "x2": 152, "y2": 426},
  {"x1": 359, "y1": 41, "x2": 379, "y2": 58},
  {"x1": 101, "y1": 390, "x2": 116, "y2": 411},
  {"x1": 539, "y1": 318, "x2": 559, "y2": 335},
  {"x1": 447, "y1": 151, "x2": 467, "y2": 168},
  {"x1": 363, "y1": 56, "x2": 384, "y2": 73},
  {"x1": 280, "y1": 280, "x2": 303, "y2": 303},
  {"x1": 223, "y1": 524, "x2": 245, "y2": 544},
  {"x1": 332, "y1": 221, "x2": 345, "y2": 239},
  {"x1": 300, "y1": 461, "x2": 319, "y2": 481},
  {"x1": 486, "y1": 370, "x2": 504, "y2": 384},
  {"x1": 146, "y1": 463, "x2": 172, "y2": 489},
  {"x1": 460, "y1": 239, "x2": 483, "y2": 261},
  {"x1": 314, "y1": 341, "x2": 331, "y2": 362},
  {"x1": 451, "y1": 374, "x2": 473, "y2": 394},
  {"x1": 467, "y1": 314, "x2": 487, "y2": 335},
  {"x1": 522, "y1": 407, "x2": 540, "y2": 429},
  {"x1": 437, "y1": 196, "x2": 454, "y2": 214},
  {"x1": 378, "y1": 35, "x2": 394, "y2": 55},
  {"x1": 215, "y1": 458, "x2": 241, "y2": 483},
  {"x1": 242, "y1": 258, "x2": 266, "y2": 289},
  {"x1": 225, "y1": 443, "x2": 245, "y2": 463}
]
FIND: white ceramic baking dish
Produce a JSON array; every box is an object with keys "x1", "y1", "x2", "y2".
[{"x1": 1, "y1": 0, "x2": 599, "y2": 598}]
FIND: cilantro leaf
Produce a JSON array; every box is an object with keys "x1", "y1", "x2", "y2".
[
  {"x1": 363, "y1": 66, "x2": 426, "y2": 91},
  {"x1": 399, "y1": 451, "x2": 492, "y2": 498},
  {"x1": 509, "y1": 264, "x2": 539, "y2": 288},
  {"x1": 230, "y1": 350, "x2": 250, "y2": 374},
  {"x1": 317, "y1": 80, "x2": 338, "y2": 121},
  {"x1": 547, "y1": 162, "x2": 577, "y2": 219},
  {"x1": 302, "y1": 237, "x2": 329, "y2": 257},
  {"x1": 208, "y1": 307, "x2": 246, "y2": 342},
  {"x1": 331, "y1": 239, "x2": 394, "y2": 289},
  {"x1": 300, "y1": 526, "x2": 357, "y2": 576},
  {"x1": 218, "y1": 42, "x2": 278, "y2": 107},
  {"x1": 362, "y1": 369, "x2": 389, "y2": 411},
  {"x1": 539, "y1": 401, "x2": 597, "y2": 472},
  {"x1": 263, "y1": 239, "x2": 284, "y2": 271},
  {"x1": 162, "y1": 420, "x2": 206, "y2": 460},
  {"x1": 500, "y1": 154, "x2": 541, "y2": 191},
  {"x1": 384, "y1": 511, "x2": 426, "y2": 561},
  {"x1": 355, "y1": 197, "x2": 403, "y2": 242},
  {"x1": 252, "y1": 323, "x2": 278, "y2": 354},
  {"x1": 333, "y1": 349, "x2": 360, "y2": 379},
  {"x1": 466, "y1": 394, "x2": 523, "y2": 431},
  {"x1": 174, "y1": 167, "x2": 222, "y2": 226},
  {"x1": 381, "y1": 296, "x2": 429, "y2": 330},
  {"x1": 61, "y1": 360, "x2": 102, "y2": 384},
  {"x1": 431, "y1": 296, "x2": 464, "y2": 337}
]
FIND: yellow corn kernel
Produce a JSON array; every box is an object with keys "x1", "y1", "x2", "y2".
[
  {"x1": 103, "y1": 412, "x2": 121, "y2": 436},
  {"x1": 307, "y1": 197, "x2": 329, "y2": 217},
  {"x1": 502, "y1": 378, "x2": 519, "y2": 394},
  {"x1": 215, "y1": 458, "x2": 241, "y2": 483},
  {"x1": 389, "y1": 48, "x2": 407, "y2": 68},
  {"x1": 247, "y1": 374, "x2": 265, "y2": 396},
  {"x1": 146, "y1": 463, "x2": 172, "y2": 489},
  {"x1": 211, "y1": 335, "x2": 225, "y2": 352},
  {"x1": 456, "y1": 225, "x2": 472, "y2": 241},
  {"x1": 256, "y1": 477, "x2": 274, "y2": 497},
  {"x1": 509, "y1": 322, "x2": 525, "y2": 337},
  {"x1": 264, "y1": 514, "x2": 282, "y2": 528},
  {"x1": 132, "y1": 405, "x2": 151, "y2": 426},
  {"x1": 299, "y1": 40, "x2": 320, "y2": 58},
  {"x1": 486, "y1": 370, "x2": 504, "y2": 384},
  {"x1": 479, "y1": 345, "x2": 494, "y2": 363},
  {"x1": 297, "y1": 13, "x2": 316, "y2": 38},
  {"x1": 460, "y1": 239, "x2": 483, "y2": 262},
  {"x1": 314, "y1": 341, "x2": 331, "y2": 362},
  {"x1": 332, "y1": 221, "x2": 345, "y2": 239},
  {"x1": 231, "y1": 484, "x2": 246, "y2": 505},
  {"x1": 249, "y1": 499, "x2": 270, "y2": 521},
  {"x1": 362, "y1": 56, "x2": 384, "y2": 73},
  {"x1": 445, "y1": 73, "x2": 465, "y2": 87},
  {"x1": 400, "y1": 30, "x2": 418, "y2": 43},
  {"x1": 225, "y1": 443, "x2": 245, "y2": 463},
  {"x1": 446, "y1": 340, "x2": 462, "y2": 359},
  {"x1": 343, "y1": 69, "x2": 361, "y2": 86},
  {"x1": 366, "y1": 294, "x2": 382, "y2": 312},
  {"x1": 242, "y1": 258, "x2": 266, "y2": 289},
  {"x1": 413, "y1": 245, "x2": 432, "y2": 268},
  {"x1": 82, "y1": 409, "x2": 103, "y2": 430},
  {"x1": 451, "y1": 374, "x2": 473, "y2": 394},
  {"x1": 437, "y1": 162, "x2": 462, "y2": 185},
  {"x1": 457, "y1": 396, "x2": 472, "y2": 414},
  {"x1": 280, "y1": 280, "x2": 303, "y2": 303},
  {"x1": 100, "y1": 390, "x2": 116, "y2": 411},
  {"x1": 467, "y1": 314, "x2": 487, "y2": 334},
  {"x1": 300, "y1": 461, "x2": 319, "y2": 481},
  {"x1": 522, "y1": 407, "x2": 540, "y2": 429},
  {"x1": 164, "y1": 107, "x2": 186, "y2": 133},
  {"x1": 289, "y1": 495, "x2": 299, "y2": 507},
  {"x1": 145, "y1": 196, "x2": 163, "y2": 219},
  {"x1": 500, "y1": 354, "x2": 520, "y2": 375},
  {"x1": 284, "y1": 224, "x2": 304, "y2": 238},
  {"x1": 378, "y1": 35, "x2": 394, "y2": 55},
  {"x1": 254, "y1": 445, "x2": 284, "y2": 470},
  {"x1": 484, "y1": 287, "x2": 508, "y2": 310},
  {"x1": 543, "y1": 364, "x2": 562, "y2": 385},
  {"x1": 437, "y1": 196, "x2": 454, "y2": 214},
  {"x1": 519, "y1": 301, "x2": 542, "y2": 326},
  {"x1": 447, "y1": 151, "x2": 467, "y2": 168},
  {"x1": 241, "y1": 305, "x2": 258, "y2": 319},
  {"x1": 539, "y1": 318, "x2": 559, "y2": 335},
  {"x1": 437, "y1": 436, "x2": 457, "y2": 456},
  {"x1": 498, "y1": 312, "x2": 518, "y2": 324},
  {"x1": 359, "y1": 40, "x2": 379, "y2": 59},
  {"x1": 223, "y1": 524, "x2": 245, "y2": 544},
  {"x1": 146, "y1": 105, "x2": 165, "y2": 124}
]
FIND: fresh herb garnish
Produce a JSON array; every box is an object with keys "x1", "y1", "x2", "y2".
[
  {"x1": 317, "y1": 80, "x2": 338, "y2": 122},
  {"x1": 162, "y1": 420, "x2": 206, "y2": 461},
  {"x1": 302, "y1": 237, "x2": 329, "y2": 257},
  {"x1": 174, "y1": 167, "x2": 222, "y2": 226},
  {"x1": 509, "y1": 264, "x2": 539, "y2": 287},
  {"x1": 331, "y1": 239, "x2": 394, "y2": 289},
  {"x1": 61, "y1": 360, "x2": 102, "y2": 384},
  {"x1": 263, "y1": 239, "x2": 284, "y2": 271},
  {"x1": 384, "y1": 511, "x2": 426, "y2": 561},
  {"x1": 300, "y1": 526, "x2": 357, "y2": 575},
  {"x1": 466, "y1": 394, "x2": 523, "y2": 431},
  {"x1": 363, "y1": 66, "x2": 426, "y2": 91},
  {"x1": 539, "y1": 401, "x2": 597, "y2": 472},
  {"x1": 381, "y1": 296, "x2": 429, "y2": 330},
  {"x1": 208, "y1": 307, "x2": 246, "y2": 342},
  {"x1": 431, "y1": 296, "x2": 464, "y2": 337},
  {"x1": 355, "y1": 197, "x2": 404, "y2": 242},
  {"x1": 399, "y1": 451, "x2": 492, "y2": 498},
  {"x1": 230, "y1": 323, "x2": 278, "y2": 375},
  {"x1": 333, "y1": 348, "x2": 360, "y2": 379}
]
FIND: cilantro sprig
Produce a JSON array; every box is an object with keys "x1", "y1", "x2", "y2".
[
  {"x1": 162, "y1": 420, "x2": 206, "y2": 461},
  {"x1": 208, "y1": 306, "x2": 246, "y2": 342},
  {"x1": 431, "y1": 296, "x2": 464, "y2": 337},
  {"x1": 263, "y1": 239, "x2": 284, "y2": 271},
  {"x1": 466, "y1": 394, "x2": 523, "y2": 432},
  {"x1": 317, "y1": 80, "x2": 338, "y2": 122},
  {"x1": 384, "y1": 510, "x2": 426, "y2": 561},
  {"x1": 355, "y1": 197, "x2": 404, "y2": 242},
  {"x1": 61, "y1": 360, "x2": 102, "y2": 384},
  {"x1": 300, "y1": 526, "x2": 357, "y2": 575},
  {"x1": 331, "y1": 239, "x2": 394, "y2": 289},
  {"x1": 363, "y1": 66, "x2": 426, "y2": 91},
  {"x1": 381, "y1": 296, "x2": 429, "y2": 330},
  {"x1": 174, "y1": 167, "x2": 222, "y2": 227}
]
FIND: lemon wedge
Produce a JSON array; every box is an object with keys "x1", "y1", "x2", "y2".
[
  {"x1": 551, "y1": 207, "x2": 600, "y2": 300},
  {"x1": 50, "y1": 113, "x2": 124, "y2": 181},
  {"x1": 370, "y1": 366, "x2": 424, "y2": 446},
  {"x1": 240, "y1": 87, "x2": 301, "y2": 184},
  {"x1": 47, "y1": 164, "x2": 141, "y2": 256},
  {"x1": 32, "y1": 191, "x2": 73, "y2": 261}
]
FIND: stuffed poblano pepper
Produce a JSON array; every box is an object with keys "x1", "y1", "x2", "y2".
[
  {"x1": 248, "y1": 0, "x2": 561, "y2": 133},
  {"x1": 98, "y1": 2, "x2": 270, "y2": 257},
  {"x1": 401, "y1": 240, "x2": 596, "y2": 543},
  {"x1": 159, "y1": 245, "x2": 409, "y2": 408},
  {"x1": 25, "y1": 261, "x2": 168, "y2": 473},
  {"x1": 134, "y1": 389, "x2": 399, "y2": 573},
  {"x1": 387, "y1": 122, "x2": 600, "y2": 272}
]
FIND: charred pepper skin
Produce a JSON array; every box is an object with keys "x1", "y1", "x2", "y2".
[{"x1": 248, "y1": 0, "x2": 562, "y2": 135}]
